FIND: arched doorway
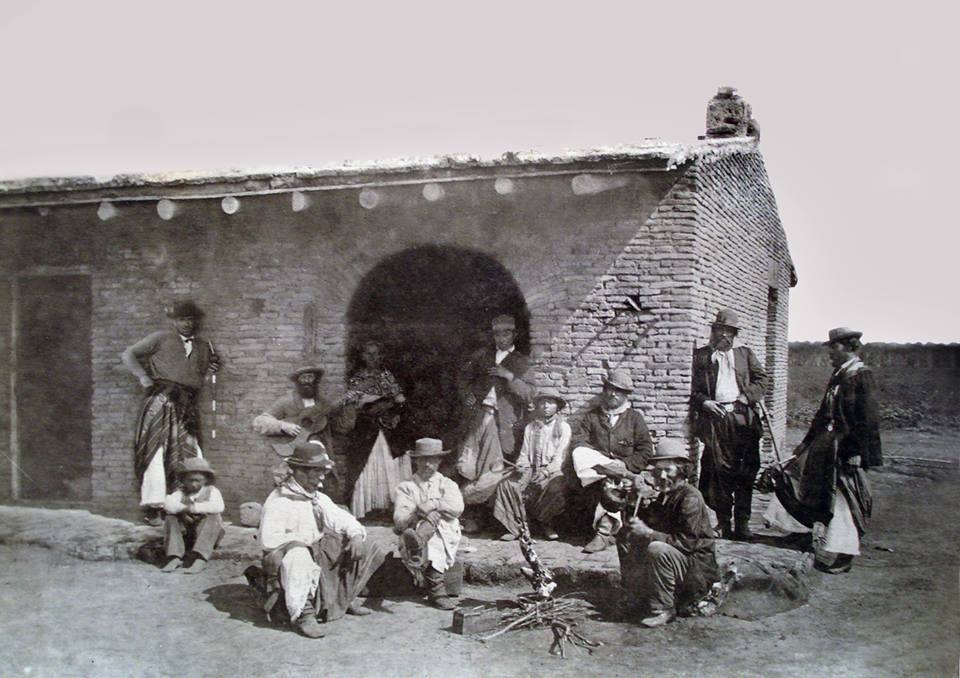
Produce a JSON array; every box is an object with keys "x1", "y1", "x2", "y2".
[{"x1": 346, "y1": 245, "x2": 530, "y2": 450}]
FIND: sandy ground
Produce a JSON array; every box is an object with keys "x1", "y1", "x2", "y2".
[{"x1": 0, "y1": 429, "x2": 957, "y2": 678}]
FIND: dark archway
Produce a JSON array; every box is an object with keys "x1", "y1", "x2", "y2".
[{"x1": 346, "y1": 245, "x2": 530, "y2": 450}]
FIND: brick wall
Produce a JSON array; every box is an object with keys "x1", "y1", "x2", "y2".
[
  {"x1": 0, "y1": 148, "x2": 793, "y2": 509},
  {"x1": 689, "y1": 153, "x2": 793, "y2": 459}
]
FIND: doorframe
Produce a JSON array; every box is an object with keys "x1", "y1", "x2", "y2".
[{"x1": 9, "y1": 266, "x2": 91, "y2": 500}]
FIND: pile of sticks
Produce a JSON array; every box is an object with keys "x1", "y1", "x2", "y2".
[{"x1": 479, "y1": 595, "x2": 601, "y2": 658}]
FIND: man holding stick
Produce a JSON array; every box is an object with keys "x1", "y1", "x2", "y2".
[{"x1": 121, "y1": 300, "x2": 220, "y2": 526}]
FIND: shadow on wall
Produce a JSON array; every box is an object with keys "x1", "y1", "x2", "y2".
[{"x1": 346, "y1": 245, "x2": 530, "y2": 450}]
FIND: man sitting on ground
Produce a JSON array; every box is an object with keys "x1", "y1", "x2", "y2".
[
  {"x1": 161, "y1": 457, "x2": 225, "y2": 574},
  {"x1": 258, "y1": 441, "x2": 385, "y2": 638},
  {"x1": 617, "y1": 439, "x2": 719, "y2": 628}
]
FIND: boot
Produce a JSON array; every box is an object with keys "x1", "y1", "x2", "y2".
[
  {"x1": 295, "y1": 611, "x2": 326, "y2": 638},
  {"x1": 815, "y1": 553, "x2": 853, "y2": 574},
  {"x1": 640, "y1": 609, "x2": 677, "y2": 628},
  {"x1": 734, "y1": 514, "x2": 754, "y2": 541},
  {"x1": 182, "y1": 556, "x2": 207, "y2": 574},
  {"x1": 425, "y1": 567, "x2": 457, "y2": 610},
  {"x1": 583, "y1": 513, "x2": 617, "y2": 553},
  {"x1": 160, "y1": 557, "x2": 182, "y2": 573}
]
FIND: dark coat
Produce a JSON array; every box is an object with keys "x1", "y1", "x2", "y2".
[
  {"x1": 457, "y1": 347, "x2": 535, "y2": 457},
  {"x1": 571, "y1": 404, "x2": 653, "y2": 473},
  {"x1": 802, "y1": 361, "x2": 883, "y2": 468},
  {"x1": 643, "y1": 483, "x2": 720, "y2": 605},
  {"x1": 689, "y1": 344, "x2": 767, "y2": 438}
]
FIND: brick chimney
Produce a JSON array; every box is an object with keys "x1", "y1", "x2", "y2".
[{"x1": 706, "y1": 87, "x2": 759, "y2": 139}]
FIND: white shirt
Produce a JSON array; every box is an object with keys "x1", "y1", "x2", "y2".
[
  {"x1": 179, "y1": 334, "x2": 194, "y2": 357},
  {"x1": 164, "y1": 485, "x2": 224, "y2": 515},
  {"x1": 712, "y1": 349, "x2": 741, "y2": 403},
  {"x1": 258, "y1": 481, "x2": 365, "y2": 551},
  {"x1": 483, "y1": 345, "x2": 515, "y2": 408}
]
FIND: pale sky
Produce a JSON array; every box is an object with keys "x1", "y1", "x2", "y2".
[{"x1": 1, "y1": 1, "x2": 956, "y2": 343}]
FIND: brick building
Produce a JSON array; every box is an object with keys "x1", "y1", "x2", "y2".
[{"x1": 0, "y1": 135, "x2": 795, "y2": 511}]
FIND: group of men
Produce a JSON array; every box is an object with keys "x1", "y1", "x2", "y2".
[{"x1": 122, "y1": 300, "x2": 882, "y2": 633}]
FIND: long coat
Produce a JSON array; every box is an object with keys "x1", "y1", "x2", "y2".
[
  {"x1": 689, "y1": 345, "x2": 767, "y2": 440},
  {"x1": 777, "y1": 359, "x2": 882, "y2": 529},
  {"x1": 457, "y1": 348, "x2": 535, "y2": 458}
]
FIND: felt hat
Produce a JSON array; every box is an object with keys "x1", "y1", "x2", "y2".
[
  {"x1": 491, "y1": 315, "x2": 516, "y2": 331},
  {"x1": 167, "y1": 299, "x2": 204, "y2": 319},
  {"x1": 286, "y1": 441, "x2": 335, "y2": 470},
  {"x1": 711, "y1": 309, "x2": 740, "y2": 330},
  {"x1": 408, "y1": 438, "x2": 451, "y2": 458},
  {"x1": 288, "y1": 366, "x2": 325, "y2": 382},
  {"x1": 648, "y1": 439, "x2": 690, "y2": 464},
  {"x1": 601, "y1": 368, "x2": 635, "y2": 393},
  {"x1": 823, "y1": 327, "x2": 863, "y2": 346},
  {"x1": 177, "y1": 457, "x2": 215, "y2": 480},
  {"x1": 533, "y1": 387, "x2": 567, "y2": 410}
]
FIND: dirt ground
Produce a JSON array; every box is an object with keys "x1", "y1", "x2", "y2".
[{"x1": 0, "y1": 429, "x2": 957, "y2": 677}]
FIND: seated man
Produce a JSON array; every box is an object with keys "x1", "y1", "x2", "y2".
[
  {"x1": 570, "y1": 369, "x2": 653, "y2": 552},
  {"x1": 253, "y1": 366, "x2": 370, "y2": 500},
  {"x1": 161, "y1": 457, "x2": 225, "y2": 574},
  {"x1": 491, "y1": 387, "x2": 572, "y2": 541},
  {"x1": 257, "y1": 441, "x2": 385, "y2": 639},
  {"x1": 617, "y1": 439, "x2": 720, "y2": 628},
  {"x1": 393, "y1": 438, "x2": 464, "y2": 611}
]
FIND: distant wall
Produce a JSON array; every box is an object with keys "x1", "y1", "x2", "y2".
[{"x1": 788, "y1": 342, "x2": 960, "y2": 429}]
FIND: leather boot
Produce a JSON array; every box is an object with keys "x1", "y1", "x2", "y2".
[
  {"x1": 583, "y1": 513, "x2": 617, "y2": 553},
  {"x1": 734, "y1": 514, "x2": 754, "y2": 541},
  {"x1": 295, "y1": 611, "x2": 325, "y2": 638}
]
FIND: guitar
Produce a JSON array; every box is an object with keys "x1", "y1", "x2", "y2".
[{"x1": 270, "y1": 392, "x2": 384, "y2": 458}]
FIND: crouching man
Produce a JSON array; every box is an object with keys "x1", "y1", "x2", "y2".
[
  {"x1": 393, "y1": 438, "x2": 464, "y2": 610},
  {"x1": 258, "y1": 441, "x2": 385, "y2": 638},
  {"x1": 617, "y1": 439, "x2": 719, "y2": 628}
]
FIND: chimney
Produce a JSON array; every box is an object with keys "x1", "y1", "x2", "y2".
[{"x1": 705, "y1": 87, "x2": 759, "y2": 139}]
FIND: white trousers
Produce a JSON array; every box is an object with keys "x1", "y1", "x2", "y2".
[
  {"x1": 572, "y1": 446, "x2": 626, "y2": 531},
  {"x1": 140, "y1": 442, "x2": 203, "y2": 507},
  {"x1": 822, "y1": 490, "x2": 861, "y2": 556},
  {"x1": 280, "y1": 546, "x2": 322, "y2": 621}
]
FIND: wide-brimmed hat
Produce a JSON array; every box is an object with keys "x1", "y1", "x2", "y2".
[
  {"x1": 288, "y1": 366, "x2": 325, "y2": 382},
  {"x1": 177, "y1": 457, "x2": 215, "y2": 479},
  {"x1": 533, "y1": 387, "x2": 567, "y2": 410},
  {"x1": 648, "y1": 439, "x2": 690, "y2": 464},
  {"x1": 408, "y1": 438, "x2": 451, "y2": 458},
  {"x1": 823, "y1": 327, "x2": 863, "y2": 346},
  {"x1": 286, "y1": 441, "x2": 335, "y2": 471},
  {"x1": 711, "y1": 309, "x2": 740, "y2": 330},
  {"x1": 167, "y1": 299, "x2": 204, "y2": 319},
  {"x1": 601, "y1": 368, "x2": 634, "y2": 393},
  {"x1": 491, "y1": 315, "x2": 516, "y2": 331}
]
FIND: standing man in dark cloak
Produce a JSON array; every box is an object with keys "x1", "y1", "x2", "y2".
[
  {"x1": 121, "y1": 300, "x2": 220, "y2": 526},
  {"x1": 690, "y1": 309, "x2": 767, "y2": 540}
]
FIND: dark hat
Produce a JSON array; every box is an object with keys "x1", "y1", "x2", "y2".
[
  {"x1": 288, "y1": 366, "x2": 325, "y2": 382},
  {"x1": 823, "y1": 327, "x2": 863, "y2": 346},
  {"x1": 286, "y1": 441, "x2": 335, "y2": 471},
  {"x1": 711, "y1": 309, "x2": 740, "y2": 330},
  {"x1": 533, "y1": 387, "x2": 567, "y2": 409},
  {"x1": 408, "y1": 438, "x2": 451, "y2": 458},
  {"x1": 601, "y1": 368, "x2": 635, "y2": 393},
  {"x1": 167, "y1": 299, "x2": 205, "y2": 319},
  {"x1": 648, "y1": 439, "x2": 690, "y2": 464},
  {"x1": 177, "y1": 457, "x2": 215, "y2": 479}
]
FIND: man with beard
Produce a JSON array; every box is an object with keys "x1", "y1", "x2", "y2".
[
  {"x1": 690, "y1": 309, "x2": 767, "y2": 540},
  {"x1": 570, "y1": 368, "x2": 654, "y2": 553},
  {"x1": 253, "y1": 366, "x2": 373, "y2": 500},
  {"x1": 617, "y1": 439, "x2": 719, "y2": 628},
  {"x1": 121, "y1": 300, "x2": 221, "y2": 526}
]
